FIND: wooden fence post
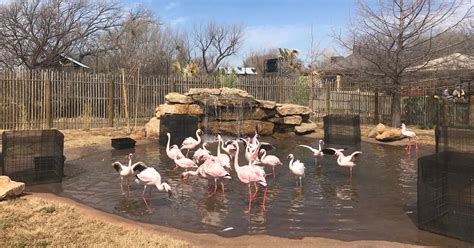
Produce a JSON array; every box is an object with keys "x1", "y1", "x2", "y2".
[
  {"x1": 374, "y1": 89, "x2": 379, "y2": 124},
  {"x1": 325, "y1": 83, "x2": 331, "y2": 115},
  {"x1": 277, "y1": 78, "x2": 284, "y2": 103},
  {"x1": 107, "y1": 79, "x2": 115, "y2": 127},
  {"x1": 121, "y1": 68, "x2": 130, "y2": 131},
  {"x1": 169, "y1": 76, "x2": 175, "y2": 92},
  {"x1": 44, "y1": 71, "x2": 52, "y2": 129}
]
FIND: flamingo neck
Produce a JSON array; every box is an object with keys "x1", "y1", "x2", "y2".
[
  {"x1": 289, "y1": 157, "x2": 294, "y2": 169},
  {"x1": 261, "y1": 150, "x2": 267, "y2": 160},
  {"x1": 166, "y1": 134, "x2": 171, "y2": 152},
  {"x1": 318, "y1": 142, "x2": 322, "y2": 151},
  {"x1": 156, "y1": 182, "x2": 165, "y2": 191},
  {"x1": 233, "y1": 143, "x2": 241, "y2": 172},
  {"x1": 195, "y1": 130, "x2": 201, "y2": 143},
  {"x1": 217, "y1": 137, "x2": 222, "y2": 156}
]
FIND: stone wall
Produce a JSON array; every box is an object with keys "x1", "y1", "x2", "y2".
[{"x1": 147, "y1": 87, "x2": 318, "y2": 137}]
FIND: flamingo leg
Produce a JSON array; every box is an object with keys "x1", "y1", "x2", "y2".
[
  {"x1": 415, "y1": 138, "x2": 419, "y2": 150},
  {"x1": 185, "y1": 149, "x2": 190, "y2": 158},
  {"x1": 141, "y1": 186, "x2": 152, "y2": 211},
  {"x1": 299, "y1": 176, "x2": 302, "y2": 187},
  {"x1": 253, "y1": 183, "x2": 259, "y2": 199},
  {"x1": 350, "y1": 167, "x2": 353, "y2": 178},
  {"x1": 127, "y1": 178, "x2": 131, "y2": 195},
  {"x1": 120, "y1": 177, "x2": 124, "y2": 195},
  {"x1": 262, "y1": 187, "x2": 268, "y2": 210},
  {"x1": 272, "y1": 167, "x2": 276, "y2": 179},
  {"x1": 213, "y1": 179, "x2": 218, "y2": 193},
  {"x1": 247, "y1": 184, "x2": 253, "y2": 212},
  {"x1": 221, "y1": 181, "x2": 225, "y2": 194}
]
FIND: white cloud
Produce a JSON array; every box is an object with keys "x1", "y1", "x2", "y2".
[{"x1": 164, "y1": 1, "x2": 179, "y2": 12}]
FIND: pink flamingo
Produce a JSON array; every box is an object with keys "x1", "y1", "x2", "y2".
[
  {"x1": 182, "y1": 157, "x2": 231, "y2": 195},
  {"x1": 328, "y1": 148, "x2": 362, "y2": 178},
  {"x1": 259, "y1": 148, "x2": 282, "y2": 178},
  {"x1": 288, "y1": 154, "x2": 305, "y2": 187},
  {"x1": 173, "y1": 154, "x2": 198, "y2": 170},
  {"x1": 229, "y1": 140, "x2": 268, "y2": 212},
  {"x1": 298, "y1": 140, "x2": 327, "y2": 164},
  {"x1": 166, "y1": 133, "x2": 183, "y2": 160},
  {"x1": 133, "y1": 163, "x2": 172, "y2": 212},
  {"x1": 218, "y1": 135, "x2": 236, "y2": 157},
  {"x1": 112, "y1": 153, "x2": 147, "y2": 195},
  {"x1": 216, "y1": 135, "x2": 231, "y2": 170},
  {"x1": 193, "y1": 142, "x2": 211, "y2": 163},
  {"x1": 181, "y1": 129, "x2": 203, "y2": 157},
  {"x1": 401, "y1": 123, "x2": 418, "y2": 152}
]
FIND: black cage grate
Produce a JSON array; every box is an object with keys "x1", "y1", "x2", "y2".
[
  {"x1": 159, "y1": 114, "x2": 199, "y2": 146},
  {"x1": 323, "y1": 114, "x2": 361, "y2": 145},
  {"x1": 418, "y1": 152, "x2": 474, "y2": 242},
  {"x1": 1, "y1": 130, "x2": 64, "y2": 185}
]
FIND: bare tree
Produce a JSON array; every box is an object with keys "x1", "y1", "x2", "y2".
[
  {"x1": 337, "y1": 0, "x2": 472, "y2": 127},
  {"x1": 193, "y1": 21, "x2": 244, "y2": 74},
  {"x1": 0, "y1": 0, "x2": 121, "y2": 69}
]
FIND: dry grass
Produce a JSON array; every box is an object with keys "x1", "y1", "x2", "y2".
[
  {"x1": 0, "y1": 197, "x2": 189, "y2": 248},
  {"x1": 62, "y1": 128, "x2": 133, "y2": 148}
]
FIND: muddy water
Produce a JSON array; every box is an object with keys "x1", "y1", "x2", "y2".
[{"x1": 54, "y1": 136, "x2": 467, "y2": 246}]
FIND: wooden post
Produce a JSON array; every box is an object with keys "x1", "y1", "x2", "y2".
[
  {"x1": 107, "y1": 79, "x2": 114, "y2": 127},
  {"x1": 169, "y1": 76, "x2": 175, "y2": 92},
  {"x1": 326, "y1": 83, "x2": 331, "y2": 115},
  {"x1": 277, "y1": 78, "x2": 284, "y2": 103},
  {"x1": 44, "y1": 71, "x2": 52, "y2": 129},
  {"x1": 121, "y1": 68, "x2": 130, "y2": 131},
  {"x1": 374, "y1": 89, "x2": 379, "y2": 124}
]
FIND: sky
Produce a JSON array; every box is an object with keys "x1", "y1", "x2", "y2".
[{"x1": 121, "y1": 0, "x2": 357, "y2": 66}]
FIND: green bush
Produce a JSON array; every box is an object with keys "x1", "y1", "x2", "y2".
[{"x1": 290, "y1": 76, "x2": 310, "y2": 106}]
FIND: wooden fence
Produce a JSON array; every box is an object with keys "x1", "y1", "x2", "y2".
[{"x1": 0, "y1": 69, "x2": 468, "y2": 131}]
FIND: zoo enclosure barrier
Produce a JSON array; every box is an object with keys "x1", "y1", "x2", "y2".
[{"x1": 0, "y1": 69, "x2": 471, "y2": 131}]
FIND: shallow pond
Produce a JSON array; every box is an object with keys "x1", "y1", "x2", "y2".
[{"x1": 51, "y1": 135, "x2": 467, "y2": 246}]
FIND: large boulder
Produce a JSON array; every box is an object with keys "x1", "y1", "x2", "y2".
[
  {"x1": 276, "y1": 103, "x2": 312, "y2": 116},
  {"x1": 257, "y1": 100, "x2": 276, "y2": 109},
  {"x1": 155, "y1": 103, "x2": 204, "y2": 118},
  {"x1": 0, "y1": 176, "x2": 25, "y2": 200},
  {"x1": 268, "y1": 115, "x2": 303, "y2": 125},
  {"x1": 130, "y1": 127, "x2": 146, "y2": 140},
  {"x1": 165, "y1": 92, "x2": 194, "y2": 104},
  {"x1": 217, "y1": 108, "x2": 275, "y2": 121},
  {"x1": 295, "y1": 121, "x2": 318, "y2": 134},
  {"x1": 368, "y1": 123, "x2": 386, "y2": 138},
  {"x1": 187, "y1": 88, "x2": 221, "y2": 95},
  {"x1": 376, "y1": 128, "x2": 405, "y2": 142},
  {"x1": 145, "y1": 117, "x2": 160, "y2": 138},
  {"x1": 206, "y1": 120, "x2": 274, "y2": 136},
  {"x1": 220, "y1": 87, "x2": 250, "y2": 98}
]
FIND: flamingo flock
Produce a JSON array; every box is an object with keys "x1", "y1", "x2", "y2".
[{"x1": 112, "y1": 129, "x2": 363, "y2": 213}]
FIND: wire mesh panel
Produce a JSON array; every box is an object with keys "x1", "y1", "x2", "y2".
[
  {"x1": 159, "y1": 114, "x2": 199, "y2": 146},
  {"x1": 436, "y1": 125, "x2": 474, "y2": 153},
  {"x1": 418, "y1": 152, "x2": 474, "y2": 242},
  {"x1": 323, "y1": 114, "x2": 361, "y2": 145},
  {"x1": 1, "y1": 130, "x2": 64, "y2": 185}
]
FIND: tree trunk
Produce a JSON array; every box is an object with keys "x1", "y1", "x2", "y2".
[{"x1": 391, "y1": 89, "x2": 402, "y2": 127}]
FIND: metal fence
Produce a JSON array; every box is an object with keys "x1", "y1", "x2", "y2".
[{"x1": 0, "y1": 69, "x2": 470, "y2": 131}]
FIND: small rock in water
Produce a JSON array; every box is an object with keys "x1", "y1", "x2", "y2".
[{"x1": 222, "y1": 227, "x2": 234, "y2": 232}]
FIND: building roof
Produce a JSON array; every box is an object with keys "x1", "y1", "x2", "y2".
[
  {"x1": 219, "y1": 67, "x2": 257, "y2": 75},
  {"x1": 408, "y1": 53, "x2": 474, "y2": 71}
]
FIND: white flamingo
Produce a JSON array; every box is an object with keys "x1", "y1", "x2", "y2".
[
  {"x1": 288, "y1": 154, "x2": 305, "y2": 187},
  {"x1": 259, "y1": 149, "x2": 282, "y2": 178},
  {"x1": 216, "y1": 135, "x2": 231, "y2": 169},
  {"x1": 112, "y1": 153, "x2": 145, "y2": 195},
  {"x1": 327, "y1": 148, "x2": 362, "y2": 178},
  {"x1": 181, "y1": 129, "x2": 203, "y2": 157},
  {"x1": 298, "y1": 140, "x2": 327, "y2": 164},
  {"x1": 401, "y1": 123, "x2": 418, "y2": 152},
  {"x1": 193, "y1": 142, "x2": 211, "y2": 163},
  {"x1": 166, "y1": 133, "x2": 183, "y2": 160},
  {"x1": 133, "y1": 163, "x2": 172, "y2": 212}
]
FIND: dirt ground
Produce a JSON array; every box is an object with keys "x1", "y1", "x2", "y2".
[{"x1": 0, "y1": 125, "x2": 437, "y2": 247}]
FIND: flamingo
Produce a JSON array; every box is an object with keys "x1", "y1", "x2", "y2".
[
  {"x1": 166, "y1": 133, "x2": 183, "y2": 160},
  {"x1": 112, "y1": 153, "x2": 144, "y2": 195},
  {"x1": 259, "y1": 149, "x2": 282, "y2": 178},
  {"x1": 133, "y1": 163, "x2": 172, "y2": 212},
  {"x1": 327, "y1": 148, "x2": 362, "y2": 178},
  {"x1": 181, "y1": 129, "x2": 203, "y2": 157},
  {"x1": 229, "y1": 140, "x2": 268, "y2": 212},
  {"x1": 401, "y1": 123, "x2": 418, "y2": 152},
  {"x1": 218, "y1": 135, "x2": 236, "y2": 157},
  {"x1": 288, "y1": 154, "x2": 305, "y2": 187},
  {"x1": 298, "y1": 140, "x2": 327, "y2": 164},
  {"x1": 216, "y1": 135, "x2": 231, "y2": 169},
  {"x1": 182, "y1": 157, "x2": 231, "y2": 195},
  {"x1": 174, "y1": 154, "x2": 198, "y2": 170},
  {"x1": 193, "y1": 142, "x2": 211, "y2": 163}
]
